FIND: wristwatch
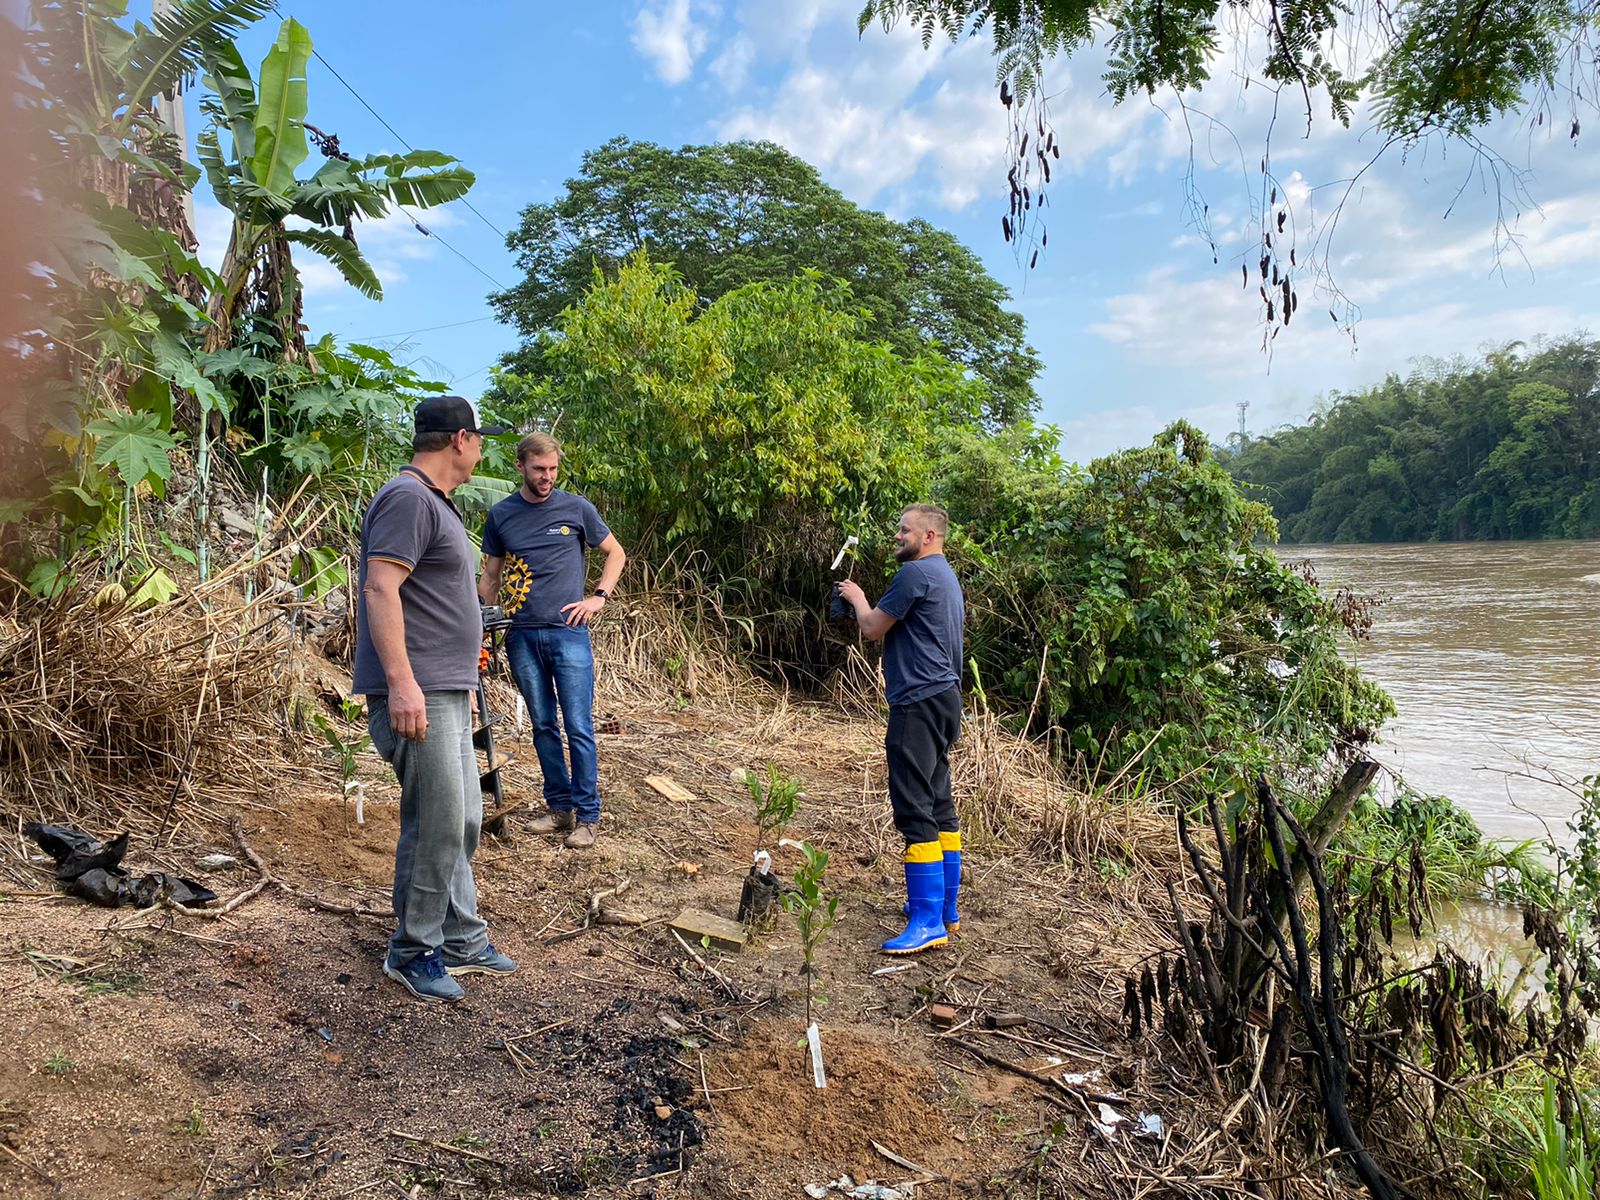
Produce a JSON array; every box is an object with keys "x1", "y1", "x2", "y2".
[{"x1": 594, "y1": 588, "x2": 609, "y2": 600}]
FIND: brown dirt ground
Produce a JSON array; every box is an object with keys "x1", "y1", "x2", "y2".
[{"x1": 1, "y1": 682, "x2": 1181, "y2": 1200}]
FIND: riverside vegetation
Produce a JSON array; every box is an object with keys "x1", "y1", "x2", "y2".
[
  {"x1": 1224, "y1": 338, "x2": 1600, "y2": 543},
  {"x1": 2, "y1": 4, "x2": 1597, "y2": 1198}
]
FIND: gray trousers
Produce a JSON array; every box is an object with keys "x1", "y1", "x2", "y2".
[{"x1": 369, "y1": 691, "x2": 489, "y2": 964}]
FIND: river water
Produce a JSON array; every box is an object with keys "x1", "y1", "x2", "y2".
[{"x1": 1292, "y1": 540, "x2": 1600, "y2": 848}]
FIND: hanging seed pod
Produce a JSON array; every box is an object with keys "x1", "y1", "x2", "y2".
[
  {"x1": 1029, "y1": 249, "x2": 1038, "y2": 268},
  {"x1": 1001, "y1": 216, "x2": 1012, "y2": 242},
  {"x1": 1260, "y1": 255, "x2": 1269, "y2": 279},
  {"x1": 1041, "y1": 229, "x2": 1047, "y2": 245},
  {"x1": 1265, "y1": 231, "x2": 1272, "y2": 248},
  {"x1": 1000, "y1": 78, "x2": 1012, "y2": 107},
  {"x1": 1277, "y1": 210, "x2": 1286, "y2": 232},
  {"x1": 1266, "y1": 300, "x2": 1275, "y2": 322},
  {"x1": 1271, "y1": 264, "x2": 1279, "y2": 286},
  {"x1": 1291, "y1": 290, "x2": 1299, "y2": 313},
  {"x1": 1242, "y1": 264, "x2": 1248, "y2": 288},
  {"x1": 1041, "y1": 159, "x2": 1051, "y2": 183},
  {"x1": 1270, "y1": 186, "x2": 1276, "y2": 203},
  {"x1": 1023, "y1": 186, "x2": 1030, "y2": 208},
  {"x1": 1157, "y1": 958, "x2": 1170, "y2": 1006},
  {"x1": 1289, "y1": 248, "x2": 1296, "y2": 266},
  {"x1": 1282, "y1": 279, "x2": 1291, "y2": 317},
  {"x1": 1052, "y1": 143, "x2": 1060, "y2": 159},
  {"x1": 1020, "y1": 133, "x2": 1029, "y2": 158}
]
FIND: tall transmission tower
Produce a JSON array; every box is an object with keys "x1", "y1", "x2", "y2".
[{"x1": 1236, "y1": 399, "x2": 1250, "y2": 441}]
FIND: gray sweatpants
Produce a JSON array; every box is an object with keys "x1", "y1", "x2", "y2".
[{"x1": 368, "y1": 691, "x2": 489, "y2": 964}]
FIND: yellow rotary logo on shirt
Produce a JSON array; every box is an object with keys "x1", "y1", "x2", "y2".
[
  {"x1": 500, "y1": 554, "x2": 533, "y2": 615},
  {"x1": 561, "y1": 525, "x2": 570, "y2": 535}
]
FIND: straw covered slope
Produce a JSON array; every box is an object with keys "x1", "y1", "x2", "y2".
[{"x1": 0, "y1": 582, "x2": 1359, "y2": 1200}]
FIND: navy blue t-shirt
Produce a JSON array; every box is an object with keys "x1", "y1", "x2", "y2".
[
  {"x1": 481, "y1": 488, "x2": 611, "y2": 628},
  {"x1": 878, "y1": 554, "x2": 964, "y2": 707}
]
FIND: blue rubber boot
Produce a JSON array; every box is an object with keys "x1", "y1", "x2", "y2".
[
  {"x1": 882, "y1": 842, "x2": 948, "y2": 955},
  {"x1": 940, "y1": 831, "x2": 962, "y2": 932},
  {"x1": 903, "y1": 831, "x2": 964, "y2": 932}
]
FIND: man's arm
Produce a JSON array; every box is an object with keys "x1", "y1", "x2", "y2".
[
  {"x1": 363, "y1": 558, "x2": 428, "y2": 740},
  {"x1": 561, "y1": 533, "x2": 626, "y2": 627},
  {"x1": 477, "y1": 553, "x2": 504, "y2": 606},
  {"x1": 835, "y1": 579, "x2": 898, "y2": 642}
]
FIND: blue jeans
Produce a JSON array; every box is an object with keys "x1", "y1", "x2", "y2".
[
  {"x1": 505, "y1": 625, "x2": 600, "y2": 823},
  {"x1": 368, "y1": 691, "x2": 489, "y2": 965}
]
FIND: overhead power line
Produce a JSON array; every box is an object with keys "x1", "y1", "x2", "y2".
[
  {"x1": 351, "y1": 315, "x2": 499, "y2": 342},
  {"x1": 267, "y1": 3, "x2": 514, "y2": 262},
  {"x1": 394, "y1": 205, "x2": 507, "y2": 291}
]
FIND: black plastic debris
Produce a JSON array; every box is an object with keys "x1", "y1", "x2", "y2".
[{"x1": 24, "y1": 822, "x2": 216, "y2": 909}]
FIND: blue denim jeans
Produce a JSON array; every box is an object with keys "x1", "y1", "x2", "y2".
[
  {"x1": 368, "y1": 691, "x2": 489, "y2": 965},
  {"x1": 505, "y1": 625, "x2": 600, "y2": 823}
]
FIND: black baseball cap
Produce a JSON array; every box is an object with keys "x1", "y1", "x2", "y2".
[{"x1": 414, "y1": 395, "x2": 511, "y2": 437}]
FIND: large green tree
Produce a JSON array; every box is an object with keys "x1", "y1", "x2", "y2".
[{"x1": 489, "y1": 137, "x2": 1039, "y2": 428}]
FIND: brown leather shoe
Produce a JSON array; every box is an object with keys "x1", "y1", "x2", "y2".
[
  {"x1": 563, "y1": 822, "x2": 598, "y2": 849},
  {"x1": 527, "y1": 810, "x2": 577, "y2": 835}
]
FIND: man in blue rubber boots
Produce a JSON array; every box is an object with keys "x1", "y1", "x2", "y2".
[
  {"x1": 354, "y1": 396, "x2": 519, "y2": 1002},
  {"x1": 837, "y1": 504, "x2": 965, "y2": 955},
  {"x1": 477, "y1": 432, "x2": 626, "y2": 850}
]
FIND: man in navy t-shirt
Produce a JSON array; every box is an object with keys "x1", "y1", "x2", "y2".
[
  {"x1": 837, "y1": 504, "x2": 965, "y2": 955},
  {"x1": 478, "y1": 432, "x2": 626, "y2": 849}
]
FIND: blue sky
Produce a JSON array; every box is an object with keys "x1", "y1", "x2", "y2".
[{"x1": 184, "y1": 2, "x2": 1600, "y2": 461}]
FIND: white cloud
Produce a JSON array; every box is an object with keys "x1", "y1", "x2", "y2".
[{"x1": 631, "y1": 0, "x2": 711, "y2": 85}]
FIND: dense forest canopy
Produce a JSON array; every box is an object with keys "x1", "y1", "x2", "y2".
[
  {"x1": 1223, "y1": 338, "x2": 1600, "y2": 543},
  {"x1": 487, "y1": 137, "x2": 1040, "y2": 429}
]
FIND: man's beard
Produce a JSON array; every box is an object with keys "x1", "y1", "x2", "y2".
[{"x1": 893, "y1": 542, "x2": 917, "y2": 562}]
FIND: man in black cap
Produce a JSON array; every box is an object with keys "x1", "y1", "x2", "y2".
[{"x1": 353, "y1": 395, "x2": 516, "y2": 1002}]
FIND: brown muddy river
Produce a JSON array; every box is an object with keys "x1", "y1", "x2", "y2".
[{"x1": 1293, "y1": 540, "x2": 1600, "y2": 848}]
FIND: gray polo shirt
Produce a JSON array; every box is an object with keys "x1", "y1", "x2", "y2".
[{"x1": 352, "y1": 468, "x2": 481, "y2": 695}]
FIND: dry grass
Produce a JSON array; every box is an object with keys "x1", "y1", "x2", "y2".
[{"x1": 0, "y1": 575, "x2": 310, "y2": 838}]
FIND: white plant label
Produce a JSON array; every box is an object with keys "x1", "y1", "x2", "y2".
[{"x1": 807, "y1": 1021, "x2": 827, "y2": 1089}]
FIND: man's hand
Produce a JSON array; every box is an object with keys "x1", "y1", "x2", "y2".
[
  {"x1": 561, "y1": 595, "x2": 606, "y2": 627},
  {"x1": 387, "y1": 677, "x2": 428, "y2": 741},
  {"x1": 836, "y1": 579, "x2": 866, "y2": 609}
]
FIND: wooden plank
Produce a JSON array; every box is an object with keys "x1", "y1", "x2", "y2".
[
  {"x1": 644, "y1": 775, "x2": 696, "y2": 803},
  {"x1": 669, "y1": 907, "x2": 747, "y2": 954}
]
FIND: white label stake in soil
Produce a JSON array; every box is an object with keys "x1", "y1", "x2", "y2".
[{"x1": 807, "y1": 1022, "x2": 827, "y2": 1089}]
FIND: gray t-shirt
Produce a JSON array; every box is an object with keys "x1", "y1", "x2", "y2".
[
  {"x1": 878, "y1": 554, "x2": 964, "y2": 707},
  {"x1": 481, "y1": 488, "x2": 611, "y2": 628},
  {"x1": 352, "y1": 468, "x2": 481, "y2": 695}
]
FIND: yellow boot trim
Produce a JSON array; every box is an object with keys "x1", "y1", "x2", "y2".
[
  {"x1": 904, "y1": 841, "x2": 943, "y2": 865},
  {"x1": 939, "y1": 831, "x2": 962, "y2": 852}
]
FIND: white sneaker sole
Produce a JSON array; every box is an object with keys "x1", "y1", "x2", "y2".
[{"x1": 383, "y1": 961, "x2": 464, "y2": 1002}]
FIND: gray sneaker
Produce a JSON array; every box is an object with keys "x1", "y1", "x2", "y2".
[
  {"x1": 563, "y1": 822, "x2": 599, "y2": 849},
  {"x1": 383, "y1": 949, "x2": 465, "y2": 1003},
  {"x1": 443, "y1": 943, "x2": 518, "y2": 977},
  {"x1": 527, "y1": 809, "x2": 577, "y2": 835}
]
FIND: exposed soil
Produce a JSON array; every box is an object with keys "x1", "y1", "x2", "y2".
[{"x1": 1, "y1": 688, "x2": 1173, "y2": 1199}]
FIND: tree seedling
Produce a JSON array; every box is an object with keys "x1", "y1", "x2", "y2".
[
  {"x1": 743, "y1": 762, "x2": 801, "y2": 859},
  {"x1": 739, "y1": 763, "x2": 802, "y2": 925},
  {"x1": 312, "y1": 698, "x2": 371, "y2": 823},
  {"x1": 781, "y1": 841, "x2": 838, "y2": 1030}
]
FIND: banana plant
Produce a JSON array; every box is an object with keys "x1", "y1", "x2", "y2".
[{"x1": 196, "y1": 17, "x2": 475, "y2": 354}]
